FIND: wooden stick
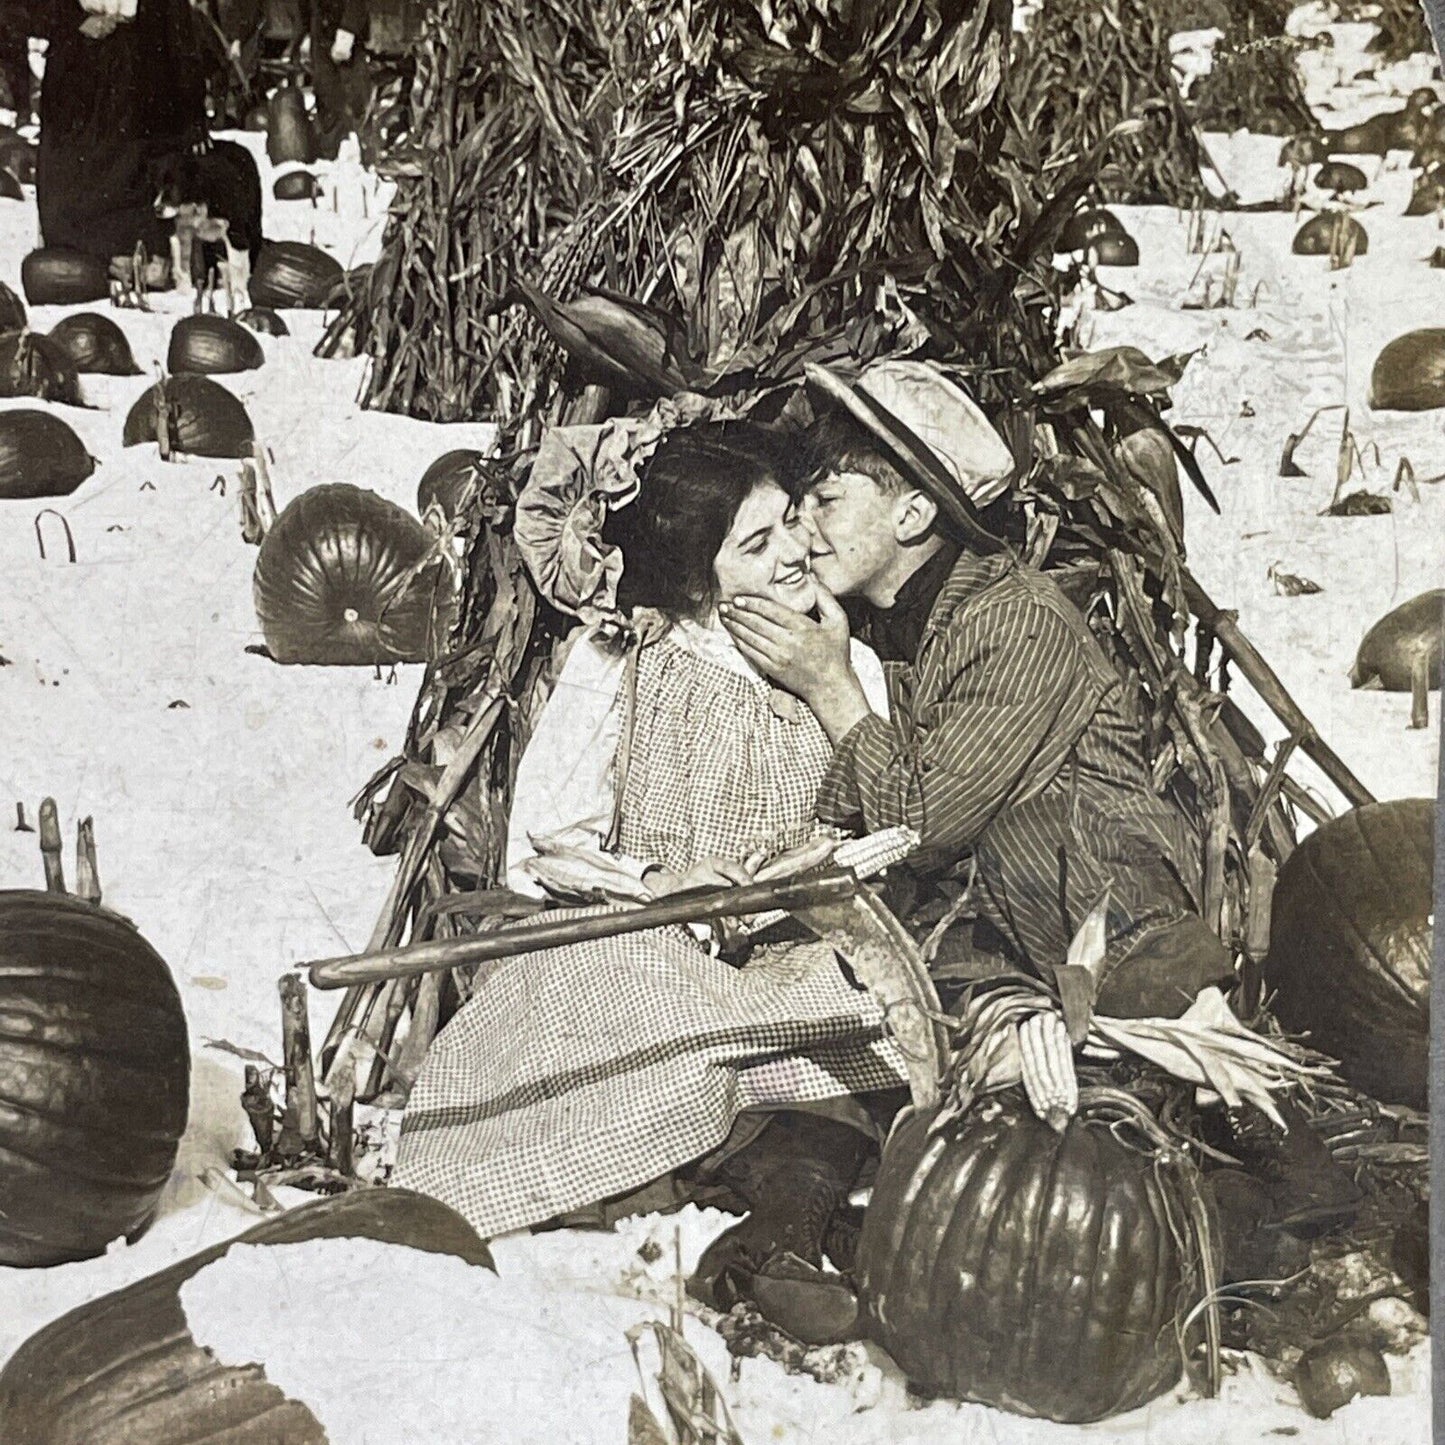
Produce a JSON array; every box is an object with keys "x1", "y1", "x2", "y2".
[
  {"x1": 74, "y1": 817, "x2": 101, "y2": 904},
  {"x1": 241, "y1": 1064, "x2": 275, "y2": 1156},
  {"x1": 1409, "y1": 653, "x2": 1430, "y2": 731},
  {"x1": 1182, "y1": 570, "x2": 1374, "y2": 809},
  {"x1": 250, "y1": 443, "x2": 278, "y2": 533},
  {"x1": 321, "y1": 688, "x2": 507, "y2": 1077},
  {"x1": 330, "y1": 1067, "x2": 355, "y2": 1175},
  {"x1": 1244, "y1": 734, "x2": 1300, "y2": 851},
  {"x1": 393, "y1": 967, "x2": 444, "y2": 1095},
  {"x1": 38, "y1": 798, "x2": 65, "y2": 893},
  {"x1": 308, "y1": 869, "x2": 861, "y2": 990},
  {"x1": 238, "y1": 460, "x2": 265, "y2": 544},
  {"x1": 278, "y1": 974, "x2": 321, "y2": 1154}
]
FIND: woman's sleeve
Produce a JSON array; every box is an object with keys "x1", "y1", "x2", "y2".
[
  {"x1": 504, "y1": 631, "x2": 652, "y2": 895},
  {"x1": 849, "y1": 639, "x2": 892, "y2": 722}
]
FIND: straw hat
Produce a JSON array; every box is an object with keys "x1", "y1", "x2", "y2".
[{"x1": 804, "y1": 359, "x2": 1015, "y2": 548}]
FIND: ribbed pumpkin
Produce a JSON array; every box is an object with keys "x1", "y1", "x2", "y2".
[
  {"x1": 417, "y1": 448, "x2": 485, "y2": 520},
  {"x1": 123, "y1": 375, "x2": 255, "y2": 460},
  {"x1": 250, "y1": 241, "x2": 344, "y2": 309},
  {"x1": 1057, "y1": 207, "x2": 1125, "y2": 253},
  {"x1": 47, "y1": 313, "x2": 141, "y2": 376},
  {"x1": 21, "y1": 249, "x2": 110, "y2": 306},
  {"x1": 0, "y1": 279, "x2": 24, "y2": 331},
  {"x1": 1292, "y1": 212, "x2": 1369, "y2": 257},
  {"x1": 1368, "y1": 329, "x2": 1445, "y2": 410},
  {"x1": 1263, "y1": 799, "x2": 1433, "y2": 1109},
  {"x1": 253, "y1": 484, "x2": 444, "y2": 665},
  {"x1": 0, "y1": 330, "x2": 83, "y2": 405},
  {"x1": 166, "y1": 314, "x2": 266, "y2": 376},
  {"x1": 0, "y1": 891, "x2": 188, "y2": 1268},
  {"x1": 857, "y1": 1091, "x2": 1215, "y2": 1424},
  {"x1": 235, "y1": 306, "x2": 290, "y2": 337},
  {"x1": 266, "y1": 86, "x2": 315, "y2": 164},
  {"x1": 1351, "y1": 590, "x2": 1443, "y2": 692},
  {"x1": 0, "y1": 410, "x2": 95, "y2": 498},
  {"x1": 273, "y1": 168, "x2": 321, "y2": 201},
  {"x1": 0, "y1": 1190, "x2": 494, "y2": 1444}
]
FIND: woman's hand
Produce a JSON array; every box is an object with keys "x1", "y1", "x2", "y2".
[{"x1": 642, "y1": 856, "x2": 756, "y2": 899}]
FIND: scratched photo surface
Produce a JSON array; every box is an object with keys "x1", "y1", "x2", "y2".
[{"x1": 0, "y1": 2, "x2": 1439, "y2": 1443}]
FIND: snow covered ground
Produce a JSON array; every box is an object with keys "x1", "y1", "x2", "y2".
[{"x1": 0, "y1": 17, "x2": 1437, "y2": 1444}]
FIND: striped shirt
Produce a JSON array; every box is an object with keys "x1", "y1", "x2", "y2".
[{"x1": 817, "y1": 551, "x2": 1207, "y2": 974}]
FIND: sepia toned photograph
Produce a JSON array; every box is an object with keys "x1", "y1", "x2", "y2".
[{"x1": 0, "y1": 0, "x2": 1438, "y2": 1440}]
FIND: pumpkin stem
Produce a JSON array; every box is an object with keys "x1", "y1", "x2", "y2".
[
  {"x1": 38, "y1": 797, "x2": 66, "y2": 894},
  {"x1": 75, "y1": 817, "x2": 102, "y2": 905}
]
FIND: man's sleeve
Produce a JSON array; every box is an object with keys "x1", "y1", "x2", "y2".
[{"x1": 817, "y1": 600, "x2": 1090, "y2": 853}]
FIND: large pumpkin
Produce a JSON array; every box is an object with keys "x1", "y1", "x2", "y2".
[
  {"x1": 1057, "y1": 207, "x2": 1125, "y2": 254},
  {"x1": 250, "y1": 241, "x2": 342, "y2": 309},
  {"x1": 273, "y1": 168, "x2": 321, "y2": 201},
  {"x1": 0, "y1": 278, "x2": 25, "y2": 331},
  {"x1": 20, "y1": 249, "x2": 110, "y2": 306},
  {"x1": 1291, "y1": 212, "x2": 1368, "y2": 257},
  {"x1": 0, "y1": 410, "x2": 95, "y2": 499},
  {"x1": 166, "y1": 314, "x2": 265, "y2": 376},
  {"x1": 1351, "y1": 589, "x2": 1442, "y2": 693},
  {"x1": 1263, "y1": 799, "x2": 1433, "y2": 1109},
  {"x1": 416, "y1": 448, "x2": 485, "y2": 520},
  {"x1": 1368, "y1": 329, "x2": 1445, "y2": 411},
  {"x1": 123, "y1": 375, "x2": 255, "y2": 460},
  {"x1": 47, "y1": 313, "x2": 141, "y2": 376},
  {"x1": 0, "y1": 330, "x2": 84, "y2": 405},
  {"x1": 253, "y1": 484, "x2": 444, "y2": 665},
  {"x1": 1090, "y1": 230, "x2": 1139, "y2": 267},
  {"x1": 0, "y1": 1190, "x2": 493, "y2": 1444},
  {"x1": 857, "y1": 1091, "x2": 1215, "y2": 1424},
  {"x1": 0, "y1": 892, "x2": 188, "y2": 1267}
]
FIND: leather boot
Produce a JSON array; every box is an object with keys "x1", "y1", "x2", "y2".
[{"x1": 687, "y1": 1111, "x2": 869, "y2": 1345}]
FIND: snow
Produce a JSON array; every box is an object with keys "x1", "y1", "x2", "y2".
[
  {"x1": 175, "y1": 1212, "x2": 1430, "y2": 1445},
  {"x1": 0, "y1": 16, "x2": 1436, "y2": 1444}
]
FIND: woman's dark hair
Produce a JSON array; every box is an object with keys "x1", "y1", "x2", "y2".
[{"x1": 607, "y1": 421, "x2": 803, "y2": 621}]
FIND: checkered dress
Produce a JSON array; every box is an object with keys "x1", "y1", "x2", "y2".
[{"x1": 394, "y1": 633, "x2": 908, "y2": 1240}]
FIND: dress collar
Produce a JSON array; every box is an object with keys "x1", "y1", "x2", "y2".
[{"x1": 669, "y1": 615, "x2": 767, "y2": 682}]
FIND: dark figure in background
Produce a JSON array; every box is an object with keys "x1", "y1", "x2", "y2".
[
  {"x1": 34, "y1": 0, "x2": 209, "y2": 264},
  {"x1": 309, "y1": 0, "x2": 370, "y2": 154},
  {"x1": 0, "y1": 12, "x2": 33, "y2": 122}
]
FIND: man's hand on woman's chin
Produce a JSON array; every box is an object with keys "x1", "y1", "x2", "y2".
[{"x1": 719, "y1": 584, "x2": 872, "y2": 744}]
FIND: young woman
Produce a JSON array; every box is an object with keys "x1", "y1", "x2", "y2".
[{"x1": 395, "y1": 423, "x2": 909, "y2": 1278}]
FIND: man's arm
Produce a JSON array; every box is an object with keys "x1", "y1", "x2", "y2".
[{"x1": 817, "y1": 603, "x2": 1092, "y2": 854}]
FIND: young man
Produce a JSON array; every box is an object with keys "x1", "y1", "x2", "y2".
[
  {"x1": 721, "y1": 359, "x2": 1233, "y2": 1018},
  {"x1": 718, "y1": 364, "x2": 1360, "y2": 1335}
]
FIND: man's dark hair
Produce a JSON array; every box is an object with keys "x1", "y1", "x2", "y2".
[
  {"x1": 607, "y1": 421, "x2": 801, "y2": 622},
  {"x1": 803, "y1": 408, "x2": 912, "y2": 497}
]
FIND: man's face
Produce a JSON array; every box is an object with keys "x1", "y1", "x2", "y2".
[{"x1": 797, "y1": 469, "x2": 904, "y2": 602}]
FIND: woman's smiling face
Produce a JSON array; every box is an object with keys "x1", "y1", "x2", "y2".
[{"x1": 712, "y1": 481, "x2": 817, "y2": 614}]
